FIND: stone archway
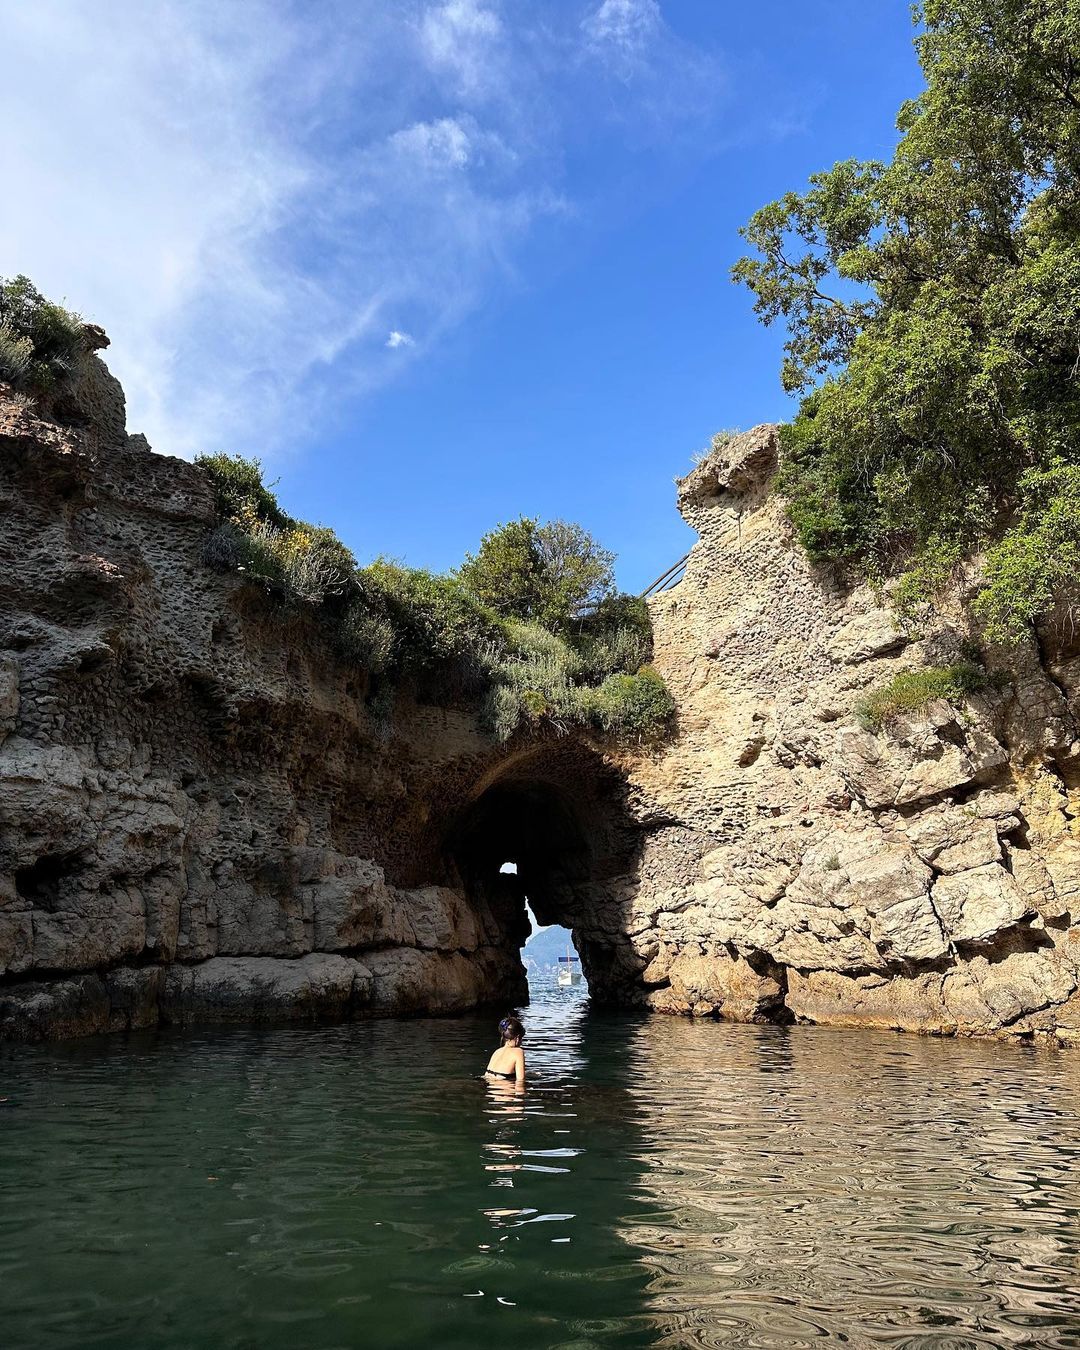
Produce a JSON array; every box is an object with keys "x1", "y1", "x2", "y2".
[{"x1": 445, "y1": 741, "x2": 645, "y2": 1004}]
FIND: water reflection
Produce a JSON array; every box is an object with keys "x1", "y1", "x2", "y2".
[
  {"x1": 619, "y1": 1019, "x2": 1080, "y2": 1348},
  {"x1": 2, "y1": 988, "x2": 1080, "y2": 1348},
  {"x1": 458, "y1": 982, "x2": 654, "y2": 1342}
]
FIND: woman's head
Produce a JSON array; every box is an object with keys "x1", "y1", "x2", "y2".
[{"x1": 499, "y1": 1015, "x2": 524, "y2": 1046}]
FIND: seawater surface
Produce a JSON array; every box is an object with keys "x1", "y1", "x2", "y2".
[{"x1": 3, "y1": 982, "x2": 1080, "y2": 1349}]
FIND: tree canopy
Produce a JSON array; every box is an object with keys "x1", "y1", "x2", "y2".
[
  {"x1": 734, "y1": 0, "x2": 1080, "y2": 639},
  {"x1": 457, "y1": 516, "x2": 616, "y2": 632}
]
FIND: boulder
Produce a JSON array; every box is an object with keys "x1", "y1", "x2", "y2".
[
  {"x1": 902, "y1": 807, "x2": 1003, "y2": 874},
  {"x1": 161, "y1": 954, "x2": 370, "y2": 1025},
  {"x1": 828, "y1": 608, "x2": 907, "y2": 664},
  {"x1": 646, "y1": 949, "x2": 785, "y2": 1020},
  {"x1": 931, "y1": 864, "x2": 1032, "y2": 945},
  {"x1": 836, "y1": 707, "x2": 1007, "y2": 809}
]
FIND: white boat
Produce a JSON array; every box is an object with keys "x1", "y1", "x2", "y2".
[{"x1": 557, "y1": 948, "x2": 582, "y2": 986}]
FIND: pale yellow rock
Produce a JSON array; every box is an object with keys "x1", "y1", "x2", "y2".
[
  {"x1": 931, "y1": 865, "x2": 1032, "y2": 945},
  {"x1": 646, "y1": 949, "x2": 784, "y2": 1020},
  {"x1": 4, "y1": 378, "x2": 1080, "y2": 1045}
]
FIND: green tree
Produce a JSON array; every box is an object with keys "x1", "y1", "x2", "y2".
[
  {"x1": 733, "y1": 0, "x2": 1080, "y2": 635},
  {"x1": 458, "y1": 517, "x2": 616, "y2": 632},
  {"x1": 456, "y1": 517, "x2": 541, "y2": 622}
]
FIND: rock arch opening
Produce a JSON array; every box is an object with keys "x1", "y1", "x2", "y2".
[{"x1": 446, "y1": 744, "x2": 643, "y2": 1006}]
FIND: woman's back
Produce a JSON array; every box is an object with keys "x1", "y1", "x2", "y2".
[
  {"x1": 485, "y1": 1046, "x2": 523, "y2": 1077},
  {"x1": 484, "y1": 1015, "x2": 526, "y2": 1082}
]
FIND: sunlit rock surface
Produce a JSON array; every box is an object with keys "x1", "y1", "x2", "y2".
[
  {"x1": 2, "y1": 355, "x2": 1079, "y2": 1044},
  {"x1": 624, "y1": 425, "x2": 1080, "y2": 1044}
]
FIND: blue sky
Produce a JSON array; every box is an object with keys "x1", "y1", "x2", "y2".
[{"x1": 1, "y1": 1, "x2": 921, "y2": 592}]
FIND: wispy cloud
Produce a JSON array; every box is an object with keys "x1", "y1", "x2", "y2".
[
  {"x1": 582, "y1": 0, "x2": 663, "y2": 77},
  {"x1": 419, "y1": 0, "x2": 505, "y2": 101},
  {"x1": 0, "y1": 0, "x2": 729, "y2": 461},
  {"x1": 580, "y1": 0, "x2": 725, "y2": 130}
]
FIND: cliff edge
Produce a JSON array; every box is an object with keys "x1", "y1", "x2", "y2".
[
  {"x1": 2, "y1": 354, "x2": 1080, "y2": 1045},
  {"x1": 625, "y1": 426, "x2": 1080, "y2": 1043}
]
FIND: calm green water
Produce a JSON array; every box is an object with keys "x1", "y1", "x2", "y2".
[{"x1": 3, "y1": 982, "x2": 1080, "y2": 1349}]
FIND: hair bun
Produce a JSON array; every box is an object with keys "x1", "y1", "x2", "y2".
[{"x1": 498, "y1": 1014, "x2": 524, "y2": 1041}]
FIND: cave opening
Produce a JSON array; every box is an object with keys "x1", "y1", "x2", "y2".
[
  {"x1": 499, "y1": 860, "x2": 586, "y2": 990},
  {"x1": 446, "y1": 745, "x2": 641, "y2": 1007}
]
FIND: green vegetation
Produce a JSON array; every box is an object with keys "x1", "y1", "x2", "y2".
[
  {"x1": 856, "y1": 662, "x2": 993, "y2": 732},
  {"x1": 734, "y1": 1, "x2": 1080, "y2": 641},
  {"x1": 196, "y1": 452, "x2": 290, "y2": 531},
  {"x1": 457, "y1": 517, "x2": 616, "y2": 633},
  {"x1": 0, "y1": 275, "x2": 84, "y2": 396},
  {"x1": 197, "y1": 453, "x2": 673, "y2": 744},
  {"x1": 482, "y1": 620, "x2": 673, "y2": 742},
  {"x1": 974, "y1": 465, "x2": 1080, "y2": 644}
]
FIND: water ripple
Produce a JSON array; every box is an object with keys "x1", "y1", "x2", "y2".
[{"x1": 2, "y1": 985, "x2": 1080, "y2": 1348}]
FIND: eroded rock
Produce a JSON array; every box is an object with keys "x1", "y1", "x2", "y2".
[
  {"x1": 4, "y1": 367, "x2": 1080, "y2": 1046},
  {"x1": 629, "y1": 425, "x2": 1080, "y2": 1045},
  {"x1": 931, "y1": 865, "x2": 1032, "y2": 945}
]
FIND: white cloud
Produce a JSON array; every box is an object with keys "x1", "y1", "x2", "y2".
[
  {"x1": 582, "y1": 0, "x2": 662, "y2": 75},
  {"x1": 0, "y1": 0, "x2": 552, "y2": 458},
  {"x1": 390, "y1": 117, "x2": 473, "y2": 171},
  {"x1": 579, "y1": 0, "x2": 725, "y2": 132},
  {"x1": 419, "y1": 0, "x2": 504, "y2": 101},
  {"x1": 0, "y1": 0, "x2": 728, "y2": 463}
]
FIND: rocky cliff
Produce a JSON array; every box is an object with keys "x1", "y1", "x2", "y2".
[
  {"x1": 0, "y1": 346, "x2": 648, "y2": 1040},
  {"x1": 623, "y1": 427, "x2": 1080, "y2": 1045},
  {"x1": 2, "y1": 347, "x2": 1079, "y2": 1044}
]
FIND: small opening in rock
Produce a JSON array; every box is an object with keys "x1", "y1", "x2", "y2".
[
  {"x1": 14, "y1": 851, "x2": 84, "y2": 911},
  {"x1": 75, "y1": 650, "x2": 109, "y2": 676}
]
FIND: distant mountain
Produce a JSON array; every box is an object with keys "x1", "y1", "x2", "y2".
[{"x1": 522, "y1": 924, "x2": 577, "y2": 969}]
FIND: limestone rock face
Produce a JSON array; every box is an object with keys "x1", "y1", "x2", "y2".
[
  {"x1": 620, "y1": 424, "x2": 1080, "y2": 1045},
  {"x1": 161, "y1": 954, "x2": 370, "y2": 1024},
  {"x1": 0, "y1": 369, "x2": 546, "y2": 1039},
  {"x1": 3, "y1": 381, "x2": 1080, "y2": 1047}
]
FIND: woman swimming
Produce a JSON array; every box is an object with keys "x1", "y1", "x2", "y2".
[{"x1": 483, "y1": 1015, "x2": 526, "y2": 1084}]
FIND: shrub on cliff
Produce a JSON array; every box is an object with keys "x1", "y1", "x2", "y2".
[
  {"x1": 572, "y1": 593, "x2": 653, "y2": 681},
  {"x1": 856, "y1": 662, "x2": 994, "y2": 732},
  {"x1": 734, "y1": 0, "x2": 1080, "y2": 640},
  {"x1": 195, "y1": 452, "x2": 290, "y2": 530},
  {"x1": 483, "y1": 622, "x2": 584, "y2": 740},
  {"x1": 586, "y1": 666, "x2": 675, "y2": 741},
  {"x1": 198, "y1": 454, "x2": 356, "y2": 607},
  {"x1": 353, "y1": 560, "x2": 505, "y2": 683},
  {"x1": 195, "y1": 454, "x2": 673, "y2": 745},
  {"x1": 0, "y1": 275, "x2": 84, "y2": 396},
  {"x1": 479, "y1": 619, "x2": 669, "y2": 743}
]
